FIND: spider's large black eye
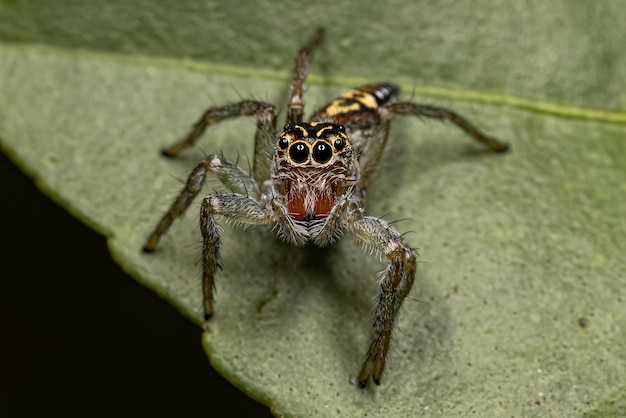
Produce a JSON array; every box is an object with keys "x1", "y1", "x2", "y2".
[
  {"x1": 333, "y1": 137, "x2": 345, "y2": 152},
  {"x1": 312, "y1": 142, "x2": 333, "y2": 164},
  {"x1": 278, "y1": 137, "x2": 289, "y2": 149},
  {"x1": 289, "y1": 142, "x2": 309, "y2": 163}
]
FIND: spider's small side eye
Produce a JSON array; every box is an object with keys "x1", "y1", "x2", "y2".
[
  {"x1": 333, "y1": 138, "x2": 345, "y2": 151},
  {"x1": 312, "y1": 142, "x2": 333, "y2": 164},
  {"x1": 289, "y1": 142, "x2": 309, "y2": 163},
  {"x1": 278, "y1": 137, "x2": 289, "y2": 149}
]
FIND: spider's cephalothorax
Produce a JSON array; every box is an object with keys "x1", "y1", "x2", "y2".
[
  {"x1": 271, "y1": 122, "x2": 358, "y2": 245},
  {"x1": 142, "y1": 28, "x2": 509, "y2": 388}
]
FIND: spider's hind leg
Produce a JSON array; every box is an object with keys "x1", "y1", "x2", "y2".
[{"x1": 385, "y1": 101, "x2": 509, "y2": 152}]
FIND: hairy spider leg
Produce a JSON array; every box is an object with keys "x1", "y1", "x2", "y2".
[
  {"x1": 142, "y1": 154, "x2": 261, "y2": 253},
  {"x1": 384, "y1": 101, "x2": 510, "y2": 153},
  {"x1": 199, "y1": 193, "x2": 271, "y2": 318},
  {"x1": 314, "y1": 84, "x2": 509, "y2": 190},
  {"x1": 345, "y1": 214, "x2": 417, "y2": 387},
  {"x1": 160, "y1": 100, "x2": 277, "y2": 188},
  {"x1": 143, "y1": 153, "x2": 272, "y2": 318},
  {"x1": 286, "y1": 27, "x2": 325, "y2": 125}
]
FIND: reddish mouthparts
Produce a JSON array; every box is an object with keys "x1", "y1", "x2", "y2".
[{"x1": 286, "y1": 180, "x2": 337, "y2": 221}]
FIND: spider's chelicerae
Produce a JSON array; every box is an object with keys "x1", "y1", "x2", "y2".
[{"x1": 142, "y1": 28, "x2": 509, "y2": 387}]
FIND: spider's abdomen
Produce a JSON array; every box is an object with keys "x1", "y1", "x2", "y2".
[{"x1": 311, "y1": 83, "x2": 398, "y2": 125}]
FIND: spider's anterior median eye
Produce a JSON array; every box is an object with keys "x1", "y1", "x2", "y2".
[
  {"x1": 312, "y1": 142, "x2": 333, "y2": 164},
  {"x1": 289, "y1": 142, "x2": 309, "y2": 163},
  {"x1": 278, "y1": 137, "x2": 289, "y2": 149},
  {"x1": 333, "y1": 138, "x2": 345, "y2": 152}
]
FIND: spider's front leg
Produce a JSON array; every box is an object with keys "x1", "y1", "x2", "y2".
[
  {"x1": 143, "y1": 98, "x2": 277, "y2": 252},
  {"x1": 199, "y1": 193, "x2": 272, "y2": 318},
  {"x1": 142, "y1": 154, "x2": 260, "y2": 252},
  {"x1": 142, "y1": 152, "x2": 271, "y2": 318},
  {"x1": 347, "y1": 214, "x2": 417, "y2": 387}
]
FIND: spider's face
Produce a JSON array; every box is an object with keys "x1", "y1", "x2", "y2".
[
  {"x1": 275, "y1": 122, "x2": 351, "y2": 168},
  {"x1": 272, "y1": 122, "x2": 357, "y2": 222}
]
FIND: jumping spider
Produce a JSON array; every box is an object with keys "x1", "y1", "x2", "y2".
[{"x1": 142, "y1": 28, "x2": 509, "y2": 387}]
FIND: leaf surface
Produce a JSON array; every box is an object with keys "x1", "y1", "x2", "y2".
[{"x1": 1, "y1": 2, "x2": 625, "y2": 416}]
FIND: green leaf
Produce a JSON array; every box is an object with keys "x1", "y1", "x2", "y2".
[{"x1": 1, "y1": 1, "x2": 625, "y2": 416}]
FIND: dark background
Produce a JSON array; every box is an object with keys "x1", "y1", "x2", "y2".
[{"x1": 0, "y1": 152, "x2": 272, "y2": 417}]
